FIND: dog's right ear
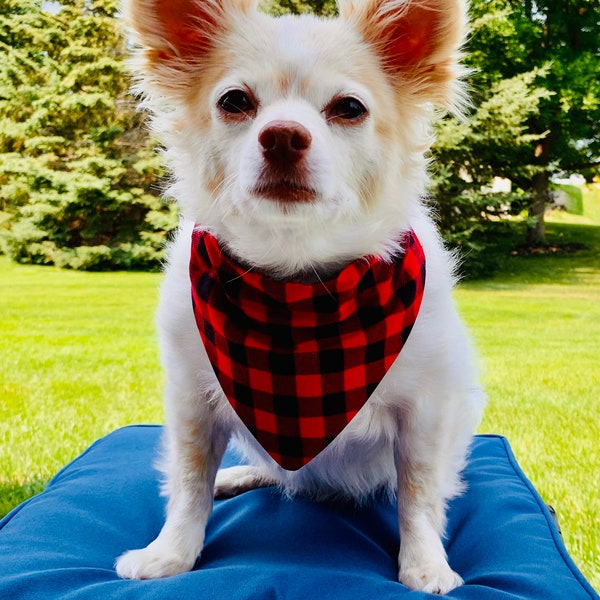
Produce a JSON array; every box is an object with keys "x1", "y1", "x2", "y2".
[{"x1": 123, "y1": 0, "x2": 256, "y2": 92}]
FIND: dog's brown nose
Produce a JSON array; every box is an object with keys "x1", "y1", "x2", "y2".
[{"x1": 258, "y1": 120, "x2": 312, "y2": 166}]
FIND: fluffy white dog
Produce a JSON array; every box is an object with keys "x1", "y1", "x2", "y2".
[{"x1": 116, "y1": 0, "x2": 485, "y2": 593}]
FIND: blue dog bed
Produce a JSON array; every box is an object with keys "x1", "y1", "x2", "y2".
[{"x1": 0, "y1": 426, "x2": 597, "y2": 599}]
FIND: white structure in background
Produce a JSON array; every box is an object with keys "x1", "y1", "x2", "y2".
[
  {"x1": 552, "y1": 173, "x2": 586, "y2": 186},
  {"x1": 481, "y1": 177, "x2": 512, "y2": 194}
]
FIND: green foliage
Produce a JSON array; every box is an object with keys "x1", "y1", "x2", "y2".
[
  {"x1": 431, "y1": 0, "x2": 600, "y2": 267},
  {"x1": 430, "y1": 67, "x2": 550, "y2": 277},
  {"x1": 0, "y1": 0, "x2": 598, "y2": 271},
  {"x1": 0, "y1": 0, "x2": 178, "y2": 270},
  {"x1": 262, "y1": 0, "x2": 336, "y2": 16}
]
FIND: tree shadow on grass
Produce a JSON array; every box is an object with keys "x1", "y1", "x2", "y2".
[
  {"x1": 0, "y1": 478, "x2": 49, "y2": 519},
  {"x1": 467, "y1": 221, "x2": 600, "y2": 287}
]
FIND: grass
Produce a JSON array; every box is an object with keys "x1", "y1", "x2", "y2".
[
  {"x1": 0, "y1": 185, "x2": 598, "y2": 590},
  {"x1": 456, "y1": 185, "x2": 600, "y2": 589},
  {"x1": 0, "y1": 264, "x2": 164, "y2": 513}
]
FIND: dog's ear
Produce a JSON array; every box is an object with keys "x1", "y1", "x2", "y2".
[
  {"x1": 338, "y1": 0, "x2": 468, "y2": 110},
  {"x1": 123, "y1": 0, "x2": 257, "y2": 91}
]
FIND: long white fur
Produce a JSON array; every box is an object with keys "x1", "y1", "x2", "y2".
[{"x1": 116, "y1": 0, "x2": 485, "y2": 594}]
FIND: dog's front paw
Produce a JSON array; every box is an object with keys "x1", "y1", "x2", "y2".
[
  {"x1": 399, "y1": 562, "x2": 464, "y2": 595},
  {"x1": 115, "y1": 544, "x2": 196, "y2": 580}
]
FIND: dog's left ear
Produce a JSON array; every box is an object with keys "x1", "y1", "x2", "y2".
[{"x1": 339, "y1": 0, "x2": 468, "y2": 110}]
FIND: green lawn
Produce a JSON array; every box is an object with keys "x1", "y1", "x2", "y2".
[
  {"x1": 457, "y1": 262, "x2": 599, "y2": 586},
  {"x1": 0, "y1": 264, "x2": 164, "y2": 512},
  {"x1": 1, "y1": 187, "x2": 598, "y2": 590},
  {"x1": 456, "y1": 185, "x2": 600, "y2": 589}
]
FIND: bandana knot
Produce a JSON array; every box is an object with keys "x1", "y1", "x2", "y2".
[{"x1": 190, "y1": 228, "x2": 426, "y2": 471}]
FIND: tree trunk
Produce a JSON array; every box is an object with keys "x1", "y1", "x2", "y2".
[{"x1": 526, "y1": 170, "x2": 549, "y2": 244}]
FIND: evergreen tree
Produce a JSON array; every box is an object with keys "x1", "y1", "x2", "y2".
[
  {"x1": 1, "y1": 0, "x2": 597, "y2": 270},
  {"x1": 0, "y1": 0, "x2": 177, "y2": 269}
]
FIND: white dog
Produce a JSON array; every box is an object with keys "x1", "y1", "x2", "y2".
[{"x1": 116, "y1": 0, "x2": 485, "y2": 593}]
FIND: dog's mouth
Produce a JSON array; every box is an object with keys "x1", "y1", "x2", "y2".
[{"x1": 252, "y1": 181, "x2": 317, "y2": 204}]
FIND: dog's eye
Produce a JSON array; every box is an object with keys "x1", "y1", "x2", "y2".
[
  {"x1": 326, "y1": 97, "x2": 368, "y2": 123},
  {"x1": 217, "y1": 89, "x2": 256, "y2": 117}
]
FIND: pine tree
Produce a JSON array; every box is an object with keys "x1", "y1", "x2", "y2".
[{"x1": 0, "y1": 0, "x2": 177, "y2": 269}]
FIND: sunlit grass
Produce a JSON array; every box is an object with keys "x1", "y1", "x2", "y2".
[
  {"x1": 457, "y1": 273, "x2": 599, "y2": 588},
  {"x1": 455, "y1": 185, "x2": 600, "y2": 589},
  {"x1": 0, "y1": 261, "x2": 164, "y2": 514}
]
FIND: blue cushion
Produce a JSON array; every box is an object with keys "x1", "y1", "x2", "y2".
[{"x1": 0, "y1": 426, "x2": 597, "y2": 599}]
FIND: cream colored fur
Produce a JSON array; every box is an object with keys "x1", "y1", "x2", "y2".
[{"x1": 115, "y1": 0, "x2": 485, "y2": 593}]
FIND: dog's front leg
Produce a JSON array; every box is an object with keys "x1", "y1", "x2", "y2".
[
  {"x1": 116, "y1": 383, "x2": 228, "y2": 579},
  {"x1": 394, "y1": 428, "x2": 463, "y2": 594}
]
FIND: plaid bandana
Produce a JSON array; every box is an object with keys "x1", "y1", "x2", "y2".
[{"x1": 190, "y1": 227, "x2": 426, "y2": 471}]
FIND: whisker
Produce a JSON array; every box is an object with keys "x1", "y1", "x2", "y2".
[
  {"x1": 310, "y1": 264, "x2": 336, "y2": 300},
  {"x1": 210, "y1": 173, "x2": 236, "y2": 212},
  {"x1": 225, "y1": 238, "x2": 280, "y2": 284}
]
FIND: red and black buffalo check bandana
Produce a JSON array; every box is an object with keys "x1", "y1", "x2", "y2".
[{"x1": 190, "y1": 227, "x2": 426, "y2": 471}]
